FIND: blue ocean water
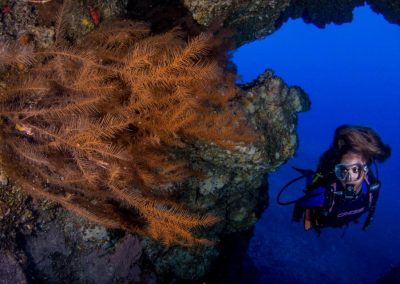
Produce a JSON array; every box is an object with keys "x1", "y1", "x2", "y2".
[{"x1": 232, "y1": 5, "x2": 400, "y2": 283}]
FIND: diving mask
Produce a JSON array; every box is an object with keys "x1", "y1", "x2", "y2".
[{"x1": 334, "y1": 162, "x2": 368, "y2": 182}]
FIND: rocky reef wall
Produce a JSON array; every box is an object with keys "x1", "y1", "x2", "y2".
[{"x1": 181, "y1": 0, "x2": 400, "y2": 45}]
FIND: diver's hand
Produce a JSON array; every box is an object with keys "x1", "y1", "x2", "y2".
[{"x1": 362, "y1": 219, "x2": 372, "y2": 231}]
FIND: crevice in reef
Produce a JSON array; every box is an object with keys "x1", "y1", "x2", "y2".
[
  {"x1": 199, "y1": 176, "x2": 268, "y2": 284},
  {"x1": 126, "y1": 0, "x2": 202, "y2": 35}
]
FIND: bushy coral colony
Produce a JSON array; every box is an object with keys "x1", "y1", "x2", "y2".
[{"x1": 0, "y1": 2, "x2": 255, "y2": 246}]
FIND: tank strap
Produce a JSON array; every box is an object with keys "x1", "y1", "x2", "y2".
[
  {"x1": 328, "y1": 183, "x2": 336, "y2": 213},
  {"x1": 364, "y1": 174, "x2": 376, "y2": 208}
]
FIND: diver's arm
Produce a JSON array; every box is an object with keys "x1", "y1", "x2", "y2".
[
  {"x1": 362, "y1": 190, "x2": 379, "y2": 231},
  {"x1": 362, "y1": 172, "x2": 381, "y2": 231},
  {"x1": 362, "y1": 210, "x2": 374, "y2": 230}
]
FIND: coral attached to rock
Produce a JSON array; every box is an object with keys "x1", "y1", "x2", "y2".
[{"x1": 0, "y1": 2, "x2": 255, "y2": 247}]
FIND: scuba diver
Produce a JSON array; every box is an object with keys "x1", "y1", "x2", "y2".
[{"x1": 278, "y1": 125, "x2": 391, "y2": 233}]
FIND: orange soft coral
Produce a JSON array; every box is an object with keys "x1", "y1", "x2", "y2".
[{"x1": 0, "y1": 3, "x2": 255, "y2": 246}]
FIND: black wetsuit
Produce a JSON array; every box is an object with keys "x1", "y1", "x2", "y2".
[{"x1": 297, "y1": 180, "x2": 373, "y2": 228}]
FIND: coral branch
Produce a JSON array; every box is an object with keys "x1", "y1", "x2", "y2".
[{"x1": 0, "y1": 19, "x2": 256, "y2": 246}]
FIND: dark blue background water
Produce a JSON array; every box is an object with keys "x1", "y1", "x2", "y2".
[{"x1": 232, "y1": 5, "x2": 400, "y2": 283}]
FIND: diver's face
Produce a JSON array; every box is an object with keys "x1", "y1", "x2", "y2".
[{"x1": 336, "y1": 152, "x2": 367, "y2": 192}]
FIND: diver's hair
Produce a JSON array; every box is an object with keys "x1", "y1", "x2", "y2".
[
  {"x1": 313, "y1": 125, "x2": 391, "y2": 187},
  {"x1": 333, "y1": 125, "x2": 391, "y2": 164}
]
